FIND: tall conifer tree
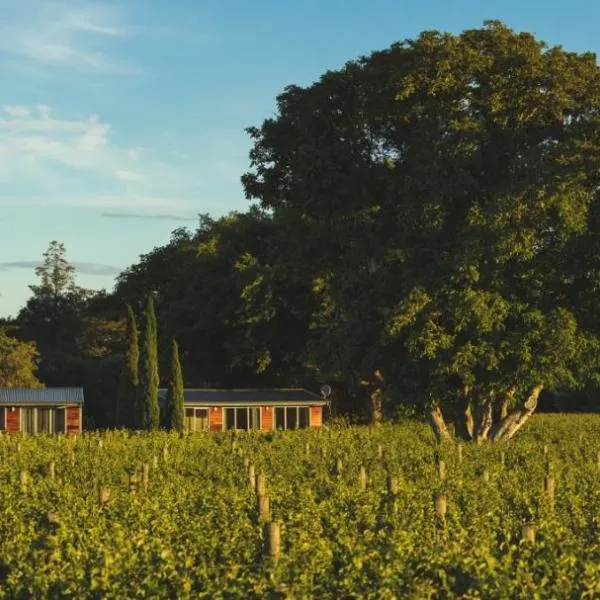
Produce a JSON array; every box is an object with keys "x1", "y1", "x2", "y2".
[
  {"x1": 116, "y1": 305, "x2": 139, "y2": 428},
  {"x1": 139, "y1": 295, "x2": 160, "y2": 430},
  {"x1": 165, "y1": 339, "x2": 185, "y2": 432}
]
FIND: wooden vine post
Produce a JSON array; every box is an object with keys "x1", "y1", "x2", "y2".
[
  {"x1": 358, "y1": 466, "x2": 367, "y2": 492},
  {"x1": 263, "y1": 521, "x2": 281, "y2": 564},
  {"x1": 142, "y1": 463, "x2": 150, "y2": 491},
  {"x1": 99, "y1": 486, "x2": 111, "y2": 506},
  {"x1": 257, "y1": 495, "x2": 270, "y2": 522},
  {"x1": 434, "y1": 492, "x2": 447, "y2": 521},
  {"x1": 256, "y1": 472, "x2": 267, "y2": 497},
  {"x1": 387, "y1": 476, "x2": 399, "y2": 495},
  {"x1": 521, "y1": 524, "x2": 536, "y2": 544},
  {"x1": 20, "y1": 470, "x2": 29, "y2": 492},
  {"x1": 438, "y1": 459, "x2": 446, "y2": 481}
]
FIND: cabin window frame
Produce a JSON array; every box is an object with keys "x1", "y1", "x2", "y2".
[
  {"x1": 185, "y1": 406, "x2": 210, "y2": 432},
  {"x1": 20, "y1": 407, "x2": 68, "y2": 434},
  {"x1": 274, "y1": 406, "x2": 311, "y2": 430},
  {"x1": 223, "y1": 406, "x2": 262, "y2": 431}
]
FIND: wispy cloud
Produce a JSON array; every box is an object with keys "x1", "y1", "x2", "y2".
[
  {"x1": 0, "y1": 260, "x2": 121, "y2": 276},
  {"x1": 113, "y1": 169, "x2": 144, "y2": 182},
  {"x1": 102, "y1": 212, "x2": 198, "y2": 222},
  {"x1": 0, "y1": 105, "x2": 110, "y2": 165},
  {"x1": 0, "y1": 1, "x2": 135, "y2": 73},
  {"x1": 0, "y1": 104, "x2": 199, "y2": 214}
]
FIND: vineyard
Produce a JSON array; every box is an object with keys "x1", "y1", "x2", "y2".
[{"x1": 1, "y1": 416, "x2": 600, "y2": 598}]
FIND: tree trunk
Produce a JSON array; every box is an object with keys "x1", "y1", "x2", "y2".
[
  {"x1": 454, "y1": 388, "x2": 474, "y2": 441},
  {"x1": 428, "y1": 404, "x2": 451, "y2": 443},
  {"x1": 489, "y1": 385, "x2": 543, "y2": 442},
  {"x1": 369, "y1": 388, "x2": 383, "y2": 425},
  {"x1": 473, "y1": 400, "x2": 493, "y2": 443}
]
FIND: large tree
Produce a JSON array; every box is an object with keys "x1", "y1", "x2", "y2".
[
  {"x1": 243, "y1": 21, "x2": 600, "y2": 440},
  {"x1": 139, "y1": 296, "x2": 160, "y2": 430},
  {"x1": 165, "y1": 339, "x2": 185, "y2": 432},
  {"x1": 116, "y1": 306, "x2": 139, "y2": 428},
  {"x1": 0, "y1": 329, "x2": 42, "y2": 387}
]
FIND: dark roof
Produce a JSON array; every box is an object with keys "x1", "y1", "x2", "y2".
[
  {"x1": 157, "y1": 388, "x2": 326, "y2": 406},
  {"x1": 0, "y1": 388, "x2": 84, "y2": 405}
]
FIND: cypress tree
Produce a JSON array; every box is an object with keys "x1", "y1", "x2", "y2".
[
  {"x1": 166, "y1": 339, "x2": 185, "y2": 432},
  {"x1": 116, "y1": 305, "x2": 139, "y2": 428},
  {"x1": 139, "y1": 295, "x2": 160, "y2": 430}
]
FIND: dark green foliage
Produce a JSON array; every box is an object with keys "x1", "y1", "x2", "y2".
[
  {"x1": 243, "y1": 20, "x2": 600, "y2": 418},
  {"x1": 139, "y1": 296, "x2": 160, "y2": 430},
  {"x1": 165, "y1": 339, "x2": 185, "y2": 432},
  {"x1": 116, "y1": 305, "x2": 139, "y2": 428}
]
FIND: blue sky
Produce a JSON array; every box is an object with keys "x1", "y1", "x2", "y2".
[{"x1": 1, "y1": 0, "x2": 599, "y2": 317}]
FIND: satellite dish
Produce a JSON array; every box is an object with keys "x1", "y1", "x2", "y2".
[{"x1": 320, "y1": 384, "x2": 332, "y2": 399}]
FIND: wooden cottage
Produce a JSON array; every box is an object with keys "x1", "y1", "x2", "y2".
[
  {"x1": 0, "y1": 388, "x2": 83, "y2": 434},
  {"x1": 158, "y1": 388, "x2": 327, "y2": 432}
]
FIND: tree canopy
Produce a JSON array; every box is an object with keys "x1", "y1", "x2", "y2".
[
  {"x1": 5, "y1": 22, "x2": 600, "y2": 438},
  {"x1": 242, "y1": 21, "x2": 600, "y2": 440},
  {"x1": 0, "y1": 329, "x2": 42, "y2": 388}
]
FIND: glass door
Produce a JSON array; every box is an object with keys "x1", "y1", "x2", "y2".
[{"x1": 195, "y1": 408, "x2": 208, "y2": 431}]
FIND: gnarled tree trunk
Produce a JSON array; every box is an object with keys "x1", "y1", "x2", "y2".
[
  {"x1": 428, "y1": 404, "x2": 451, "y2": 443},
  {"x1": 427, "y1": 385, "x2": 542, "y2": 444},
  {"x1": 365, "y1": 369, "x2": 384, "y2": 425},
  {"x1": 369, "y1": 387, "x2": 383, "y2": 425},
  {"x1": 473, "y1": 399, "x2": 494, "y2": 443},
  {"x1": 454, "y1": 387, "x2": 474, "y2": 441},
  {"x1": 489, "y1": 385, "x2": 543, "y2": 441}
]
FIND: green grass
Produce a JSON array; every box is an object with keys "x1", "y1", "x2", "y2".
[{"x1": 1, "y1": 415, "x2": 600, "y2": 598}]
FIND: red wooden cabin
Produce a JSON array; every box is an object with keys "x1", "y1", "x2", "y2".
[
  {"x1": 0, "y1": 388, "x2": 83, "y2": 434},
  {"x1": 158, "y1": 388, "x2": 327, "y2": 432}
]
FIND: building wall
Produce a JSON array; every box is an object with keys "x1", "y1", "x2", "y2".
[
  {"x1": 209, "y1": 407, "x2": 223, "y2": 432},
  {"x1": 6, "y1": 408, "x2": 19, "y2": 434},
  {"x1": 66, "y1": 406, "x2": 81, "y2": 434},
  {"x1": 261, "y1": 406, "x2": 273, "y2": 430},
  {"x1": 310, "y1": 405, "x2": 322, "y2": 428}
]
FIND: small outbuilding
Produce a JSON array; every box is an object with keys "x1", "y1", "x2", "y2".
[
  {"x1": 158, "y1": 388, "x2": 327, "y2": 432},
  {"x1": 0, "y1": 388, "x2": 84, "y2": 434}
]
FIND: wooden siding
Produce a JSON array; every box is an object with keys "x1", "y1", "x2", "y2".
[
  {"x1": 209, "y1": 407, "x2": 223, "y2": 432},
  {"x1": 7, "y1": 408, "x2": 19, "y2": 434},
  {"x1": 66, "y1": 406, "x2": 81, "y2": 434},
  {"x1": 261, "y1": 406, "x2": 273, "y2": 430},
  {"x1": 310, "y1": 405, "x2": 322, "y2": 428}
]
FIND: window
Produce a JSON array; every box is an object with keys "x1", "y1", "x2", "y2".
[
  {"x1": 22, "y1": 408, "x2": 36, "y2": 434},
  {"x1": 299, "y1": 407, "x2": 309, "y2": 428},
  {"x1": 249, "y1": 407, "x2": 260, "y2": 430},
  {"x1": 55, "y1": 409, "x2": 65, "y2": 433},
  {"x1": 286, "y1": 406, "x2": 298, "y2": 429},
  {"x1": 195, "y1": 408, "x2": 209, "y2": 431},
  {"x1": 225, "y1": 408, "x2": 236, "y2": 430},
  {"x1": 275, "y1": 407, "x2": 285, "y2": 430},
  {"x1": 37, "y1": 408, "x2": 54, "y2": 433},
  {"x1": 185, "y1": 408, "x2": 194, "y2": 432},
  {"x1": 0, "y1": 408, "x2": 5, "y2": 431},
  {"x1": 236, "y1": 408, "x2": 248, "y2": 430}
]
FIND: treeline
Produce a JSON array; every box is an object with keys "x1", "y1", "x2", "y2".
[
  {"x1": 0, "y1": 212, "x2": 332, "y2": 427},
  {"x1": 3, "y1": 22, "x2": 600, "y2": 436}
]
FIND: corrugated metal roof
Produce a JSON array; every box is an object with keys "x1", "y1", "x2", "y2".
[
  {"x1": 0, "y1": 388, "x2": 84, "y2": 405},
  {"x1": 157, "y1": 388, "x2": 326, "y2": 405}
]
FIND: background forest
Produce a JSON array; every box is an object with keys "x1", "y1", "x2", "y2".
[{"x1": 3, "y1": 22, "x2": 600, "y2": 431}]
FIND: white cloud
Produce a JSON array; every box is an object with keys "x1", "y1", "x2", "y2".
[
  {"x1": 0, "y1": 106, "x2": 110, "y2": 167},
  {"x1": 114, "y1": 169, "x2": 144, "y2": 182},
  {"x1": 0, "y1": 103, "x2": 200, "y2": 214},
  {"x1": 0, "y1": 1, "x2": 135, "y2": 73},
  {"x1": 0, "y1": 194, "x2": 194, "y2": 212},
  {"x1": 3, "y1": 105, "x2": 30, "y2": 118}
]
